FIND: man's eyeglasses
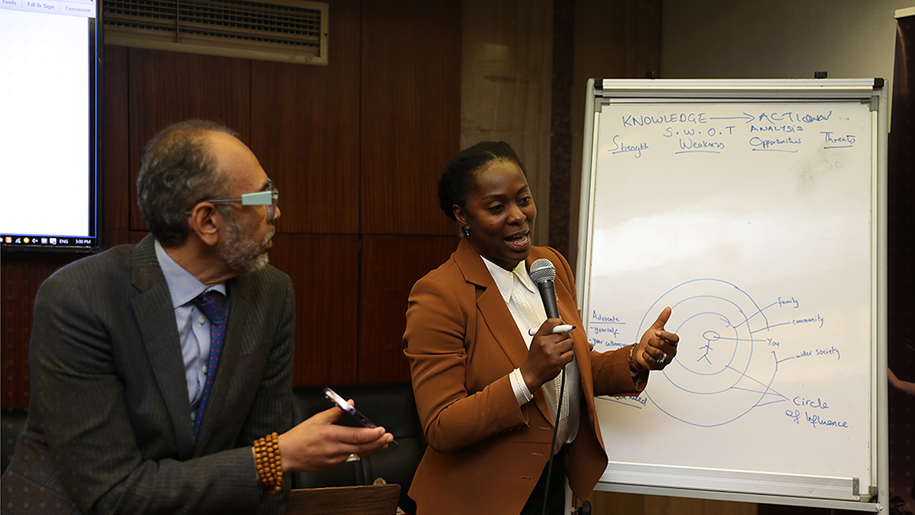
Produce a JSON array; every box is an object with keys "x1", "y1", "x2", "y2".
[{"x1": 201, "y1": 179, "x2": 279, "y2": 221}]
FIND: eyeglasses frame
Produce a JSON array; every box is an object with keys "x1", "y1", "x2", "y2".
[{"x1": 198, "y1": 179, "x2": 279, "y2": 220}]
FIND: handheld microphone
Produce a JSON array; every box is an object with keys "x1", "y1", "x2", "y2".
[
  {"x1": 529, "y1": 258, "x2": 566, "y2": 515},
  {"x1": 530, "y1": 259, "x2": 559, "y2": 319}
]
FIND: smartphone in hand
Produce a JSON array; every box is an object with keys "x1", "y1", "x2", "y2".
[{"x1": 324, "y1": 387, "x2": 399, "y2": 449}]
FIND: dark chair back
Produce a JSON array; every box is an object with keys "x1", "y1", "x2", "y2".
[{"x1": 1, "y1": 407, "x2": 28, "y2": 474}]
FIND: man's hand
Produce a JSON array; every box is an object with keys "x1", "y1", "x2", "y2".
[{"x1": 276, "y1": 403, "x2": 394, "y2": 473}]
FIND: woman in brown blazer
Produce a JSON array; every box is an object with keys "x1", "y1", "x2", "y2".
[{"x1": 403, "y1": 142, "x2": 679, "y2": 515}]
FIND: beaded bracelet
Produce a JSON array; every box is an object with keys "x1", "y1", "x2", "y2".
[
  {"x1": 254, "y1": 432, "x2": 284, "y2": 498},
  {"x1": 628, "y1": 344, "x2": 646, "y2": 374}
]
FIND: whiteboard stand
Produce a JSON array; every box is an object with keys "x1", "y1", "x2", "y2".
[{"x1": 577, "y1": 79, "x2": 888, "y2": 512}]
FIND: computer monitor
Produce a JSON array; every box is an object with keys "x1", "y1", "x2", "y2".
[{"x1": 1, "y1": 0, "x2": 102, "y2": 253}]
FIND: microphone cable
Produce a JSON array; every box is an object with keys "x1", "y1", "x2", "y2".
[
  {"x1": 528, "y1": 258, "x2": 568, "y2": 515},
  {"x1": 541, "y1": 365, "x2": 567, "y2": 515}
]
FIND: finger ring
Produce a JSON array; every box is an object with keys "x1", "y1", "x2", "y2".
[
  {"x1": 346, "y1": 453, "x2": 360, "y2": 462},
  {"x1": 657, "y1": 353, "x2": 666, "y2": 365}
]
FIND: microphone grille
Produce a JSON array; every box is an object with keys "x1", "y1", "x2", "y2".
[{"x1": 529, "y1": 258, "x2": 556, "y2": 284}]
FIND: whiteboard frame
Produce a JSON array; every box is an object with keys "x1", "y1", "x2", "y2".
[{"x1": 576, "y1": 79, "x2": 888, "y2": 512}]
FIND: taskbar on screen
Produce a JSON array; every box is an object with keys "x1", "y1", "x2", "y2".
[{"x1": 1, "y1": 234, "x2": 98, "y2": 253}]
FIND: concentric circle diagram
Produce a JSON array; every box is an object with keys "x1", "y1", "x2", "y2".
[{"x1": 637, "y1": 279, "x2": 780, "y2": 427}]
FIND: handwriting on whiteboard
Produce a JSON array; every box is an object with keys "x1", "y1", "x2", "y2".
[
  {"x1": 608, "y1": 109, "x2": 856, "y2": 157},
  {"x1": 590, "y1": 278, "x2": 850, "y2": 430}
]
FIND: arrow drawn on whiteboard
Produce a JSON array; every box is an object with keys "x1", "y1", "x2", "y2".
[
  {"x1": 742, "y1": 352, "x2": 789, "y2": 409},
  {"x1": 709, "y1": 112, "x2": 755, "y2": 123}
]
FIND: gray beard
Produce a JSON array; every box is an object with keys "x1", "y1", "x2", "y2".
[{"x1": 219, "y1": 215, "x2": 273, "y2": 274}]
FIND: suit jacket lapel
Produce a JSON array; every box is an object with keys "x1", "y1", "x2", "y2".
[
  {"x1": 454, "y1": 239, "x2": 528, "y2": 367},
  {"x1": 552, "y1": 259, "x2": 597, "y2": 403},
  {"x1": 454, "y1": 239, "x2": 555, "y2": 425},
  {"x1": 539, "y1": 248, "x2": 599, "y2": 419},
  {"x1": 130, "y1": 235, "x2": 196, "y2": 458}
]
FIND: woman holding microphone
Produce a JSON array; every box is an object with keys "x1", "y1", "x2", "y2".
[{"x1": 403, "y1": 141, "x2": 679, "y2": 514}]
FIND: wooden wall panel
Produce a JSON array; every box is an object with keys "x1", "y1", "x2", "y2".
[
  {"x1": 1, "y1": 254, "x2": 82, "y2": 407},
  {"x1": 360, "y1": 0, "x2": 461, "y2": 236},
  {"x1": 103, "y1": 45, "x2": 132, "y2": 248},
  {"x1": 587, "y1": 491, "x2": 757, "y2": 515},
  {"x1": 4, "y1": 0, "x2": 470, "y2": 405},
  {"x1": 357, "y1": 235, "x2": 459, "y2": 383},
  {"x1": 268, "y1": 234, "x2": 360, "y2": 386},
  {"x1": 250, "y1": 0, "x2": 362, "y2": 235},
  {"x1": 756, "y1": 505, "x2": 833, "y2": 515},
  {"x1": 0, "y1": 45, "x2": 134, "y2": 408},
  {"x1": 567, "y1": 0, "x2": 661, "y2": 270},
  {"x1": 574, "y1": 0, "x2": 662, "y2": 80},
  {"x1": 127, "y1": 49, "x2": 252, "y2": 231},
  {"x1": 461, "y1": 0, "x2": 554, "y2": 247},
  {"x1": 550, "y1": 0, "x2": 572, "y2": 256}
]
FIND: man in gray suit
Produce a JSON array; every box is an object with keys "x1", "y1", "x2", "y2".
[{"x1": 0, "y1": 120, "x2": 392, "y2": 515}]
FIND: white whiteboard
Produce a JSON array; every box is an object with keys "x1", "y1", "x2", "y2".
[{"x1": 576, "y1": 80, "x2": 888, "y2": 511}]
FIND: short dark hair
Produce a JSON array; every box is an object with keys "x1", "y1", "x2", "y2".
[
  {"x1": 137, "y1": 120, "x2": 238, "y2": 247},
  {"x1": 437, "y1": 141, "x2": 525, "y2": 221}
]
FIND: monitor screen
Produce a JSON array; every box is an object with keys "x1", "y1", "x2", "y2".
[{"x1": 0, "y1": 0, "x2": 101, "y2": 253}]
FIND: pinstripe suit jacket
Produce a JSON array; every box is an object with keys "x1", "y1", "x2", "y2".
[
  {"x1": 403, "y1": 239, "x2": 644, "y2": 515},
  {"x1": 1, "y1": 235, "x2": 295, "y2": 515}
]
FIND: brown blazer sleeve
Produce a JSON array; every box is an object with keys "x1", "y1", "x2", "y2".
[{"x1": 404, "y1": 272, "x2": 527, "y2": 453}]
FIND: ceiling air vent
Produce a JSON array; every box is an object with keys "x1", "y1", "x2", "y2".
[{"x1": 103, "y1": 0, "x2": 328, "y2": 65}]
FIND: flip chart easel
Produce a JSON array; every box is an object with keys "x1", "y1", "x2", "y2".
[{"x1": 576, "y1": 79, "x2": 888, "y2": 512}]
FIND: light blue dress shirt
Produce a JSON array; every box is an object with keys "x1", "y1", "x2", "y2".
[{"x1": 154, "y1": 240, "x2": 228, "y2": 421}]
